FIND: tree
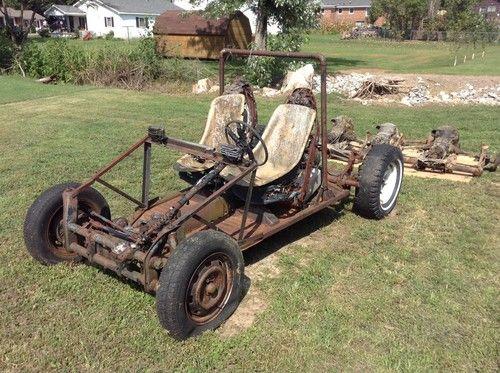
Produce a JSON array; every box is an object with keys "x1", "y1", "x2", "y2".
[
  {"x1": 0, "y1": 0, "x2": 53, "y2": 48},
  {"x1": 189, "y1": 0, "x2": 320, "y2": 49},
  {"x1": 370, "y1": 0, "x2": 428, "y2": 38}
]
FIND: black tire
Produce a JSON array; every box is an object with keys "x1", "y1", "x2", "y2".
[
  {"x1": 156, "y1": 230, "x2": 244, "y2": 341},
  {"x1": 24, "y1": 182, "x2": 110, "y2": 265},
  {"x1": 354, "y1": 144, "x2": 404, "y2": 219}
]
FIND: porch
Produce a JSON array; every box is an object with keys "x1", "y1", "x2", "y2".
[{"x1": 44, "y1": 4, "x2": 87, "y2": 32}]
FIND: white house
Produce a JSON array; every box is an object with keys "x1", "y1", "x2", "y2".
[{"x1": 44, "y1": 0, "x2": 181, "y2": 39}]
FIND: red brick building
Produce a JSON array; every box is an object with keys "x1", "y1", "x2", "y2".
[{"x1": 321, "y1": 0, "x2": 383, "y2": 27}]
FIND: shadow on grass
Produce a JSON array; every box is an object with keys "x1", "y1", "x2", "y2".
[{"x1": 243, "y1": 202, "x2": 349, "y2": 267}]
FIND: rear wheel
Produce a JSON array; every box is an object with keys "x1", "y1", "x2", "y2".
[
  {"x1": 24, "y1": 182, "x2": 110, "y2": 265},
  {"x1": 354, "y1": 144, "x2": 404, "y2": 219},
  {"x1": 156, "y1": 230, "x2": 244, "y2": 340}
]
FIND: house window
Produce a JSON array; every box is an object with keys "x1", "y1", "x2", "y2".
[
  {"x1": 338, "y1": 8, "x2": 343, "y2": 14},
  {"x1": 349, "y1": 8, "x2": 354, "y2": 14},
  {"x1": 136, "y1": 16, "x2": 148, "y2": 28},
  {"x1": 104, "y1": 17, "x2": 114, "y2": 27}
]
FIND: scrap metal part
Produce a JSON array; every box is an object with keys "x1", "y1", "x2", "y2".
[
  {"x1": 327, "y1": 120, "x2": 497, "y2": 177},
  {"x1": 286, "y1": 87, "x2": 318, "y2": 110},
  {"x1": 408, "y1": 125, "x2": 496, "y2": 176},
  {"x1": 371, "y1": 123, "x2": 403, "y2": 146}
]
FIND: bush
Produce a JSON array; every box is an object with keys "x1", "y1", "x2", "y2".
[
  {"x1": 243, "y1": 31, "x2": 307, "y2": 87},
  {"x1": 319, "y1": 19, "x2": 353, "y2": 34},
  {"x1": 0, "y1": 31, "x2": 14, "y2": 71},
  {"x1": 37, "y1": 28, "x2": 50, "y2": 38},
  {"x1": 105, "y1": 31, "x2": 114, "y2": 40},
  {"x1": 20, "y1": 38, "x2": 208, "y2": 89}
]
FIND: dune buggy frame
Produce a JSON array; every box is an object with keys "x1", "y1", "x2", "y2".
[{"x1": 60, "y1": 49, "x2": 359, "y2": 293}]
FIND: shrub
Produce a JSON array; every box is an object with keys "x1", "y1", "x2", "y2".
[
  {"x1": 0, "y1": 32, "x2": 14, "y2": 71},
  {"x1": 243, "y1": 31, "x2": 307, "y2": 87},
  {"x1": 319, "y1": 19, "x2": 353, "y2": 34},
  {"x1": 105, "y1": 31, "x2": 114, "y2": 40},
  {"x1": 37, "y1": 28, "x2": 50, "y2": 38},
  {"x1": 20, "y1": 38, "x2": 208, "y2": 89}
]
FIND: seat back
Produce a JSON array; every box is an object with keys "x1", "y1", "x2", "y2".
[
  {"x1": 221, "y1": 104, "x2": 316, "y2": 186},
  {"x1": 199, "y1": 94, "x2": 246, "y2": 151},
  {"x1": 175, "y1": 93, "x2": 246, "y2": 173}
]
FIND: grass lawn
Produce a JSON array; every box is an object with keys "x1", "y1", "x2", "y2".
[
  {"x1": 0, "y1": 75, "x2": 498, "y2": 371},
  {"x1": 302, "y1": 33, "x2": 500, "y2": 76}
]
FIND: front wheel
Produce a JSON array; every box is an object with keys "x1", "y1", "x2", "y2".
[
  {"x1": 156, "y1": 230, "x2": 244, "y2": 340},
  {"x1": 354, "y1": 144, "x2": 404, "y2": 219},
  {"x1": 24, "y1": 182, "x2": 110, "y2": 265}
]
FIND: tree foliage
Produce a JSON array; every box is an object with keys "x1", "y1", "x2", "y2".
[
  {"x1": 369, "y1": 0, "x2": 428, "y2": 38},
  {"x1": 1, "y1": 0, "x2": 53, "y2": 47},
  {"x1": 189, "y1": 0, "x2": 320, "y2": 49},
  {"x1": 370, "y1": 0, "x2": 496, "y2": 41}
]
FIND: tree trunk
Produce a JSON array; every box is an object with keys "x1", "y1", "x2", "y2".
[{"x1": 254, "y1": 5, "x2": 268, "y2": 50}]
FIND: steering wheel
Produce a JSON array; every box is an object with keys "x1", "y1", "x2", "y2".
[{"x1": 224, "y1": 120, "x2": 268, "y2": 167}]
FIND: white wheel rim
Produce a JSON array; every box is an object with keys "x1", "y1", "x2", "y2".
[{"x1": 380, "y1": 159, "x2": 403, "y2": 211}]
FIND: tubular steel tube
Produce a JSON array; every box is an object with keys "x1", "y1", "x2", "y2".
[
  {"x1": 238, "y1": 169, "x2": 257, "y2": 242},
  {"x1": 141, "y1": 141, "x2": 152, "y2": 208},
  {"x1": 72, "y1": 135, "x2": 149, "y2": 197},
  {"x1": 70, "y1": 243, "x2": 145, "y2": 285},
  {"x1": 320, "y1": 59, "x2": 329, "y2": 200},
  {"x1": 68, "y1": 223, "x2": 128, "y2": 251}
]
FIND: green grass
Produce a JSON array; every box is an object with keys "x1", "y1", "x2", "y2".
[
  {"x1": 302, "y1": 33, "x2": 500, "y2": 75},
  {"x1": 0, "y1": 75, "x2": 498, "y2": 371},
  {"x1": 0, "y1": 75, "x2": 97, "y2": 104}
]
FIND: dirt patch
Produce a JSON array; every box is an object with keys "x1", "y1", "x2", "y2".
[
  {"x1": 219, "y1": 285, "x2": 268, "y2": 337},
  {"x1": 219, "y1": 250, "x2": 281, "y2": 337}
]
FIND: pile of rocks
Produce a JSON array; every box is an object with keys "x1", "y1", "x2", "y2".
[
  {"x1": 401, "y1": 79, "x2": 430, "y2": 106},
  {"x1": 192, "y1": 78, "x2": 220, "y2": 94},
  {"x1": 191, "y1": 66, "x2": 500, "y2": 106},
  {"x1": 313, "y1": 73, "x2": 370, "y2": 96}
]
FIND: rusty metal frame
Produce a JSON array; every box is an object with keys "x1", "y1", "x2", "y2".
[{"x1": 60, "y1": 49, "x2": 355, "y2": 292}]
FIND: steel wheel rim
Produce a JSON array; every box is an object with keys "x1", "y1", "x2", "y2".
[
  {"x1": 186, "y1": 252, "x2": 234, "y2": 325},
  {"x1": 44, "y1": 204, "x2": 91, "y2": 260},
  {"x1": 380, "y1": 158, "x2": 403, "y2": 211}
]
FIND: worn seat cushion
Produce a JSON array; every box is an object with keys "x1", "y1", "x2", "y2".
[
  {"x1": 220, "y1": 104, "x2": 316, "y2": 187},
  {"x1": 175, "y1": 94, "x2": 246, "y2": 172}
]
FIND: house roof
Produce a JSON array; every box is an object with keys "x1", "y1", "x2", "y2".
[
  {"x1": 45, "y1": 5, "x2": 86, "y2": 16},
  {"x1": 154, "y1": 10, "x2": 239, "y2": 36},
  {"x1": 74, "y1": 0, "x2": 182, "y2": 15},
  {"x1": 2, "y1": 7, "x2": 45, "y2": 20},
  {"x1": 322, "y1": 0, "x2": 372, "y2": 8}
]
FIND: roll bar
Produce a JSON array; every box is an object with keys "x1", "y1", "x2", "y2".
[{"x1": 218, "y1": 48, "x2": 330, "y2": 198}]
